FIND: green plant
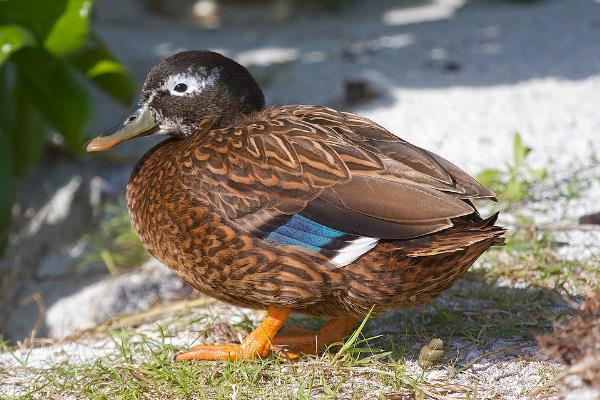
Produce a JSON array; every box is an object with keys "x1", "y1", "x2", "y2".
[
  {"x1": 0, "y1": 0, "x2": 136, "y2": 253},
  {"x1": 80, "y1": 200, "x2": 148, "y2": 275},
  {"x1": 477, "y1": 133, "x2": 547, "y2": 205}
]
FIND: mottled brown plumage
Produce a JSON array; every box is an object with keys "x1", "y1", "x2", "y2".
[
  {"x1": 87, "y1": 51, "x2": 505, "y2": 360},
  {"x1": 126, "y1": 104, "x2": 503, "y2": 316}
]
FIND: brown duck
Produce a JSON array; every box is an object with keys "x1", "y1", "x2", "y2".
[{"x1": 86, "y1": 50, "x2": 505, "y2": 361}]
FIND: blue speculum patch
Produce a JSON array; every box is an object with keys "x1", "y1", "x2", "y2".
[{"x1": 265, "y1": 214, "x2": 346, "y2": 252}]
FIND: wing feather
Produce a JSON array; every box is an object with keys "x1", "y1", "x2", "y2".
[{"x1": 178, "y1": 105, "x2": 494, "y2": 240}]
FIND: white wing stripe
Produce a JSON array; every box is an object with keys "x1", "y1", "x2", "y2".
[{"x1": 331, "y1": 236, "x2": 379, "y2": 266}]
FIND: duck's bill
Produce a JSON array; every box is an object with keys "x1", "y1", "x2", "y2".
[{"x1": 85, "y1": 106, "x2": 159, "y2": 152}]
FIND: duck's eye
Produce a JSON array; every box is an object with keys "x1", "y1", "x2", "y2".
[{"x1": 174, "y1": 83, "x2": 188, "y2": 93}]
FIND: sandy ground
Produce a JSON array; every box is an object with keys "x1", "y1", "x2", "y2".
[
  {"x1": 90, "y1": 0, "x2": 600, "y2": 171},
  {"x1": 2, "y1": 0, "x2": 600, "y2": 398}
]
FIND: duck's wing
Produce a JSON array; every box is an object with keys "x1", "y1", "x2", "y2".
[
  {"x1": 295, "y1": 106, "x2": 496, "y2": 200},
  {"x1": 178, "y1": 106, "x2": 495, "y2": 266}
]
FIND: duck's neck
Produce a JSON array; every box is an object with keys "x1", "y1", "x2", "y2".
[{"x1": 211, "y1": 93, "x2": 267, "y2": 129}]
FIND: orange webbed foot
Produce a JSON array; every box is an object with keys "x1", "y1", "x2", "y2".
[
  {"x1": 175, "y1": 307, "x2": 289, "y2": 362},
  {"x1": 174, "y1": 310, "x2": 359, "y2": 362}
]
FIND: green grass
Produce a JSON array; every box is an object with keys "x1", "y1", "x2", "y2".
[{"x1": 1, "y1": 309, "x2": 453, "y2": 400}]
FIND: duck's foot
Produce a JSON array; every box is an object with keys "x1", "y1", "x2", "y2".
[
  {"x1": 271, "y1": 316, "x2": 358, "y2": 355},
  {"x1": 175, "y1": 310, "x2": 359, "y2": 361},
  {"x1": 175, "y1": 307, "x2": 289, "y2": 362}
]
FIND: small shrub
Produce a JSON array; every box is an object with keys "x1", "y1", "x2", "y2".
[
  {"x1": 477, "y1": 133, "x2": 547, "y2": 206},
  {"x1": 0, "y1": 0, "x2": 136, "y2": 253}
]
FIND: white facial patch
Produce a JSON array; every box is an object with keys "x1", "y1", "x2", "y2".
[{"x1": 161, "y1": 68, "x2": 220, "y2": 97}]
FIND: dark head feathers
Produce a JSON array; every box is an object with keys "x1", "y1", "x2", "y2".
[{"x1": 141, "y1": 50, "x2": 265, "y2": 133}]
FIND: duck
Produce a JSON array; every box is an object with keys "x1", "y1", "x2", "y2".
[{"x1": 86, "y1": 50, "x2": 505, "y2": 361}]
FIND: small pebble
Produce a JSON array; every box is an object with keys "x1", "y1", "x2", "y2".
[{"x1": 418, "y1": 338, "x2": 445, "y2": 368}]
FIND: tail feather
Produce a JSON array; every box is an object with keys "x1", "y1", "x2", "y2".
[{"x1": 388, "y1": 212, "x2": 506, "y2": 257}]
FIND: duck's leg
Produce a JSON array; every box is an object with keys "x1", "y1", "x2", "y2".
[
  {"x1": 271, "y1": 316, "x2": 358, "y2": 355},
  {"x1": 175, "y1": 307, "x2": 289, "y2": 362}
]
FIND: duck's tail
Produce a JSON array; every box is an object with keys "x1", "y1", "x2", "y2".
[{"x1": 387, "y1": 211, "x2": 506, "y2": 258}]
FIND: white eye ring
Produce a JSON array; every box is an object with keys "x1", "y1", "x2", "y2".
[{"x1": 162, "y1": 69, "x2": 220, "y2": 97}]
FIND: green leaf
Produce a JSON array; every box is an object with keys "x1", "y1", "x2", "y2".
[
  {"x1": 0, "y1": 62, "x2": 12, "y2": 131},
  {"x1": 10, "y1": 78, "x2": 47, "y2": 175},
  {"x1": 43, "y1": 0, "x2": 94, "y2": 56},
  {"x1": 70, "y1": 35, "x2": 136, "y2": 105},
  {"x1": 0, "y1": 23, "x2": 35, "y2": 65},
  {"x1": 529, "y1": 167, "x2": 547, "y2": 180},
  {"x1": 543, "y1": 263, "x2": 565, "y2": 276},
  {"x1": 505, "y1": 178, "x2": 529, "y2": 202},
  {"x1": 476, "y1": 168, "x2": 502, "y2": 187},
  {"x1": 13, "y1": 47, "x2": 92, "y2": 152},
  {"x1": 512, "y1": 132, "x2": 531, "y2": 167},
  {"x1": 0, "y1": 0, "x2": 93, "y2": 55},
  {"x1": 0, "y1": 1, "x2": 69, "y2": 42}
]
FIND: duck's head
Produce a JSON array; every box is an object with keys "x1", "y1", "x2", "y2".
[{"x1": 86, "y1": 50, "x2": 265, "y2": 151}]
